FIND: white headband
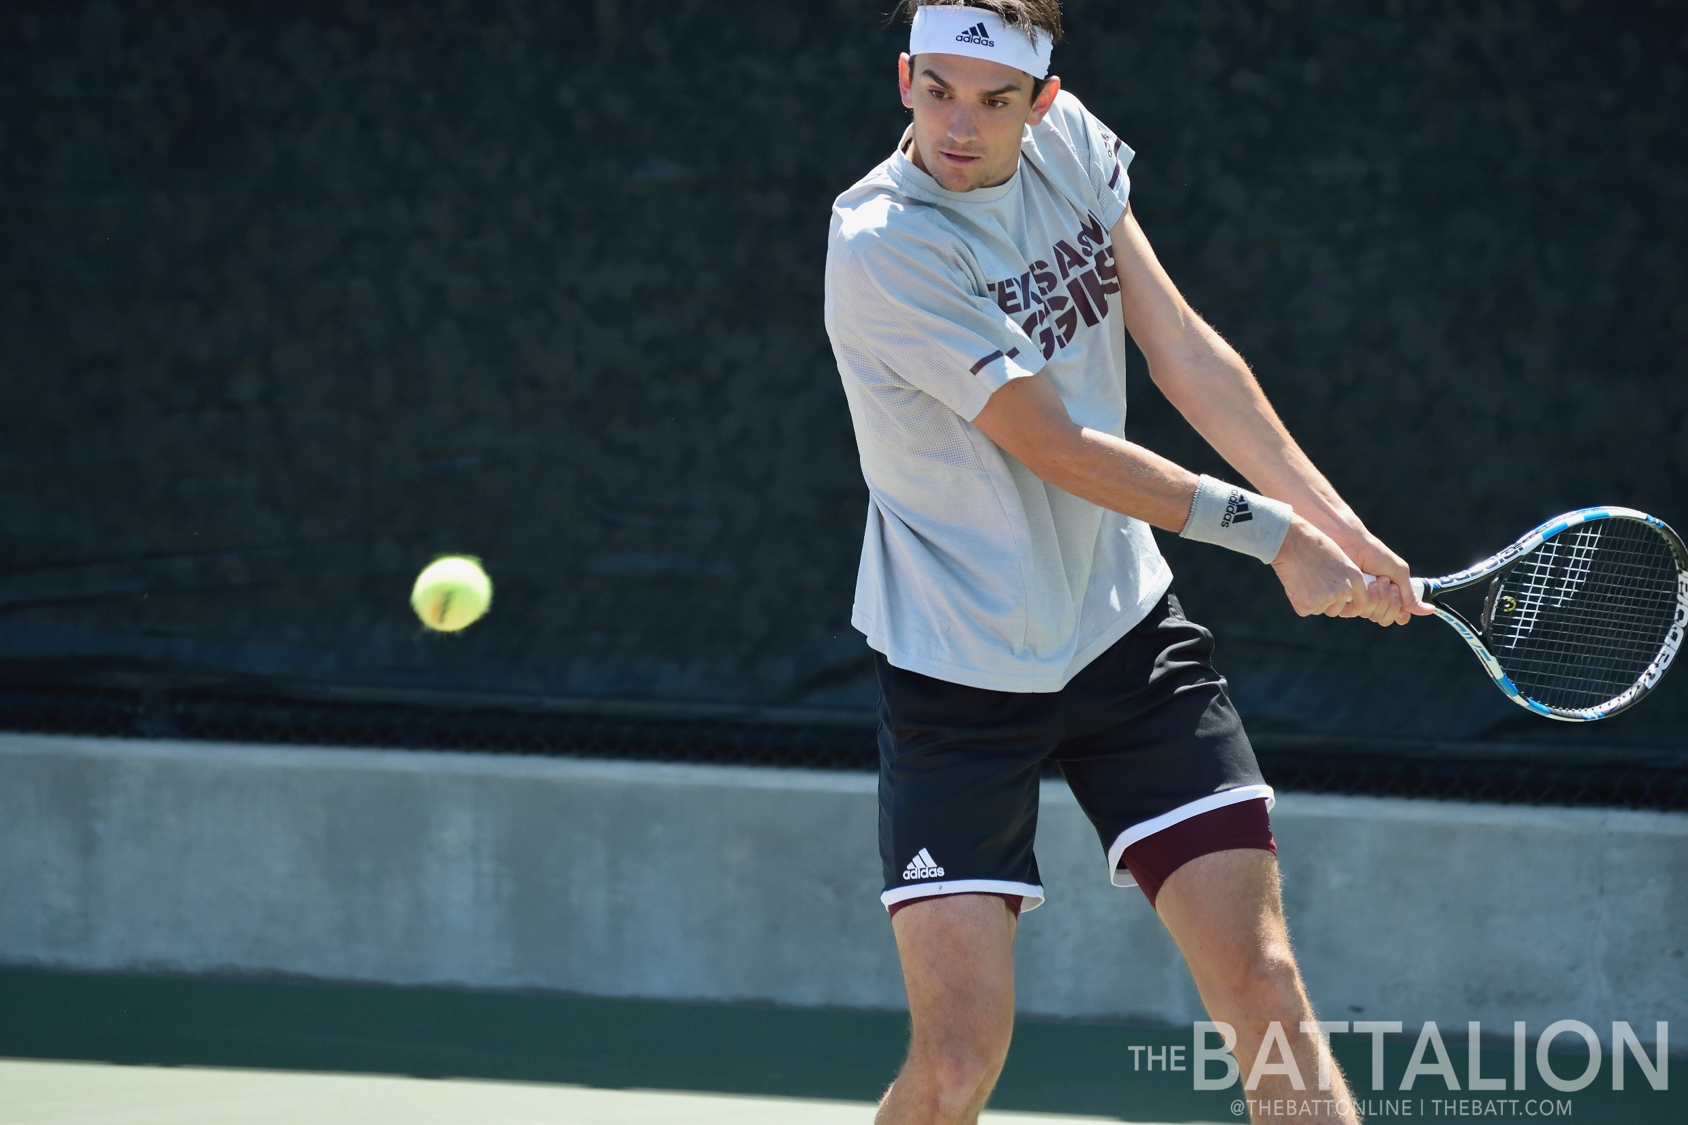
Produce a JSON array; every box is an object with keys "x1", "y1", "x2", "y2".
[{"x1": 909, "y1": 5, "x2": 1053, "y2": 80}]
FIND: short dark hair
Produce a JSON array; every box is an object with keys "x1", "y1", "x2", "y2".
[
  {"x1": 894, "y1": 0, "x2": 1064, "y2": 46},
  {"x1": 897, "y1": 0, "x2": 1062, "y2": 101}
]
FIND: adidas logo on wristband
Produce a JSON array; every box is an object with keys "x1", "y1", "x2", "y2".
[
  {"x1": 1221, "y1": 490, "x2": 1254, "y2": 527},
  {"x1": 1179, "y1": 475, "x2": 1292, "y2": 565}
]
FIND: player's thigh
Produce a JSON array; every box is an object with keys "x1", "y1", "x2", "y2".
[
  {"x1": 1153, "y1": 847, "x2": 1299, "y2": 1001},
  {"x1": 891, "y1": 893, "x2": 1018, "y2": 1046}
]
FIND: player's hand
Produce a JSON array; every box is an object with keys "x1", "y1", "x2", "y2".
[
  {"x1": 1324, "y1": 527, "x2": 1433, "y2": 626},
  {"x1": 1269, "y1": 515, "x2": 1373, "y2": 618}
]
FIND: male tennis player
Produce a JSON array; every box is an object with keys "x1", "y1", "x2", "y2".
[{"x1": 825, "y1": 3, "x2": 1431, "y2": 1123}]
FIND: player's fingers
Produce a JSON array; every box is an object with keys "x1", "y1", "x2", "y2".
[
  {"x1": 1328, "y1": 581, "x2": 1358, "y2": 617},
  {"x1": 1379, "y1": 560, "x2": 1433, "y2": 616},
  {"x1": 1363, "y1": 573, "x2": 1409, "y2": 624},
  {"x1": 1382, "y1": 579, "x2": 1403, "y2": 624},
  {"x1": 1352, "y1": 573, "x2": 1382, "y2": 619},
  {"x1": 1375, "y1": 578, "x2": 1404, "y2": 626},
  {"x1": 1358, "y1": 578, "x2": 1385, "y2": 622},
  {"x1": 1403, "y1": 577, "x2": 1435, "y2": 616},
  {"x1": 1366, "y1": 576, "x2": 1392, "y2": 621}
]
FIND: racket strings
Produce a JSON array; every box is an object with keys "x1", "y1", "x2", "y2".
[
  {"x1": 1487, "y1": 520, "x2": 1681, "y2": 711},
  {"x1": 1499, "y1": 527, "x2": 1601, "y2": 642}
]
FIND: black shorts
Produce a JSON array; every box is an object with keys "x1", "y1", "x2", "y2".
[{"x1": 876, "y1": 593, "x2": 1272, "y2": 912}]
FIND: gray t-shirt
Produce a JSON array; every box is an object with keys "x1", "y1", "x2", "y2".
[{"x1": 825, "y1": 90, "x2": 1172, "y2": 692}]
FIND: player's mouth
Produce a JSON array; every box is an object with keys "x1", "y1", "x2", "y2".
[{"x1": 937, "y1": 149, "x2": 984, "y2": 166}]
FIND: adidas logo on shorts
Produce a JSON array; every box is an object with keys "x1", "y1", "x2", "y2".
[
  {"x1": 954, "y1": 22, "x2": 995, "y2": 48},
  {"x1": 902, "y1": 848, "x2": 946, "y2": 880}
]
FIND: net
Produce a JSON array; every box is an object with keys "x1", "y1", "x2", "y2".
[{"x1": 1488, "y1": 519, "x2": 1683, "y2": 712}]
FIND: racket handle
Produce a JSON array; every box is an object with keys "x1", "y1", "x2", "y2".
[{"x1": 1362, "y1": 573, "x2": 1427, "y2": 599}]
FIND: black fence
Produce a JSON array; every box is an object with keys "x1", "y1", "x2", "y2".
[
  {"x1": 5, "y1": 680, "x2": 1684, "y2": 812},
  {"x1": 3, "y1": 1, "x2": 1685, "y2": 808}
]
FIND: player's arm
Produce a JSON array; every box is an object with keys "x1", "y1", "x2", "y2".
[
  {"x1": 1108, "y1": 204, "x2": 1428, "y2": 623},
  {"x1": 972, "y1": 376, "x2": 1399, "y2": 621}
]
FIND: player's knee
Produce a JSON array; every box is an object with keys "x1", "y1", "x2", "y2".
[
  {"x1": 1209, "y1": 943, "x2": 1305, "y2": 1023},
  {"x1": 929, "y1": 1049, "x2": 1002, "y2": 1115},
  {"x1": 913, "y1": 1030, "x2": 1009, "y2": 1112}
]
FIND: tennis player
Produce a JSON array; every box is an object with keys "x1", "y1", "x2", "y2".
[{"x1": 824, "y1": 3, "x2": 1431, "y2": 1122}]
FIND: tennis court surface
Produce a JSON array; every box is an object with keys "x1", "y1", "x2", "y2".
[
  {"x1": 0, "y1": 1060, "x2": 1133, "y2": 1125},
  {"x1": 1, "y1": 970, "x2": 1680, "y2": 1124},
  {"x1": 0, "y1": 970, "x2": 1232, "y2": 1123}
]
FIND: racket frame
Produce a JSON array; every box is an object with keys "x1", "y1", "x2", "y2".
[{"x1": 1417, "y1": 506, "x2": 1688, "y2": 721}]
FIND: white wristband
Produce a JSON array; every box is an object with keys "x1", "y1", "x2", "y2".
[{"x1": 1178, "y1": 475, "x2": 1293, "y2": 564}]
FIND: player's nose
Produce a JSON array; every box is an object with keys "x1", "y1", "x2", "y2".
[{"x1": 945, "y1": 105, "x2": 982, "y2": 142}]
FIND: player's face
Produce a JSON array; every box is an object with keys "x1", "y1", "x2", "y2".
[{"x1": 899, "y1": 52, "x2": 1060, "y2": 193}]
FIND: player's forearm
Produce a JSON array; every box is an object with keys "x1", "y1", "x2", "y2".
[
  {"x1": 1149, "y1": 339, "x2": 1363, "y2": 540},
  {"x1": 972, "y1": 373, "x2": 1199, "y2": 531},
  {"x1": 1111, "y1": 207, "x2": 1364, "y2": 542},
  {"x1": 974, "y1": 374, "x2": 1345, "y2": 577},
  {"x1": 1035, "y1": 427, "x2": 1200, "y2": 533}
]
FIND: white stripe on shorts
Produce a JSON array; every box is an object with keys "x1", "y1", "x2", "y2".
[
  {"x1": 881, "y1": 878, "x2": 1047, "y2": 913},
  {"x1": 1105, "y1": 784, "x2": 1276, "y2": 888}
]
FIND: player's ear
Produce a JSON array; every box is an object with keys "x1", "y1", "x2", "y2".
[
  {"x1": 1025, "y1": 74, "x2": 1061, "y2": 126},
  {"x1": 899, "y1": 52, "x2": 915, "y2": 109}
]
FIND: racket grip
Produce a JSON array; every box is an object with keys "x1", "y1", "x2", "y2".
[{"x1": 1361, "y1": 573, "x2": 1427, "y2": 599}]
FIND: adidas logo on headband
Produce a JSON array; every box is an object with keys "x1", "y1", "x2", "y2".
[{"x1": 910, "y1": 6, "x2": 1053, "y2": 80}]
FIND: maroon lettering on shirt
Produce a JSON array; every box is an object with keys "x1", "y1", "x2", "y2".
[
  {"x1": 1053, "y1": 239, "x2": 1088, "y2": 280},
  {"x1": 1075, "y1": 211, "x2": 1108, "y2": 255},
  {"x1": 1067, "y1": 271, "x2": 1103, "y2": 328},
  {"x1": 1030, "y1": 261, "x2": 1057, "y2": 296},
  {"x1": 988, "y1": 213, "x2": 1118, "y2": 363}
]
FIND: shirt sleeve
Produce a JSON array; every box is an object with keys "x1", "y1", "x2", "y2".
[
  {"x1": 1045, "y1": 91, "x2": 1135, "y2": 230},
  {"x1": 831, "y1": 228, "x2": 1043, "y2": 422}
]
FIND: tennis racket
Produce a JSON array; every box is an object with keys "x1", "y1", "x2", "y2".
[{"x1": 1372, "y1": 507, "x2": 1688, "y2": 721}]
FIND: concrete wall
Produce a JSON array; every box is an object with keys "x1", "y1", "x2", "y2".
[{"x1": 1, "y1": 733, "x2": 1683, "y2": 1034}]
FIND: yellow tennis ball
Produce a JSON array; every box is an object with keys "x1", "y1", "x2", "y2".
[{"x1": 411, "y1": 556, "x2": 493, "y2": 632}]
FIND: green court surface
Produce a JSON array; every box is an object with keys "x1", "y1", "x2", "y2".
[
  {"x1": 0, "y1": 970, "x2": 1678, "y2": 1123},
  {"x1": 0, "y1": 1059, "x2": 1125, "y2": 1124}
]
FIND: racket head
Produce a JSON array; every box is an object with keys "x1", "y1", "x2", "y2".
[{"x1": 1425, "y1": 508, "x2": 1688, "y2": 721}]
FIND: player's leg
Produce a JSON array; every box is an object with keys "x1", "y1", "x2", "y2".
[
  {"x1": 876, "y1": 893, "x2": 1019, "y2": 1125},
  {"x1": 1056, "y1": 595, "x2": 1355, "y2": 1123},
  {"x1": 872, "y1": 651, "x2": 1053, "y2": 1125},
  {"x1": 1155, "y1": 848, "x2": 1358, "y2": 1124}
]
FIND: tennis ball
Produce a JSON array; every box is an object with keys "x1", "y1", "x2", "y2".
[{"x1": 411, "y1": 556, "x2": 492, "y2": 632}]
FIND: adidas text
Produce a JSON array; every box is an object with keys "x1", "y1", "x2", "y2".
[
  {"x1": 955, "y1": 22, "x2": 995, "y2": 48},
  {"x1": 902, "y1": 848, "x2": 946, "y2": 880}
]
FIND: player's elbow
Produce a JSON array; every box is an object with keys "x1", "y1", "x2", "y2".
[
  {"x1": 1142, "y1": 338, "x2": 1214, "y2": 396},
  {"x1": 1143, "y1": 356, "x2": 1182, "y2": 395},
  {"x1": 1142, "y1": 314, "x2": 1231, "y2": 396}
]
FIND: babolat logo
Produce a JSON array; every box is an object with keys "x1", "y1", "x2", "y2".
[
  {"x1": 955, "y1": 21, "x2": 995, "y2": 47},
  {"x1": 1220, "y1": 490, "x2": 1253, "y2": 527},
  {"x1": 902, "y1": 848, "x2": 945, "y2": 880}
]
